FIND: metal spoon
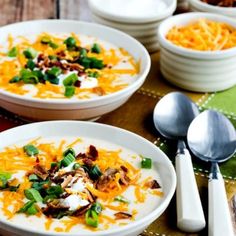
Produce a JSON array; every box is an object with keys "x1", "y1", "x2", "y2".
[
  {"x1": 187, "y1": 110, "x2": 236, "y2": 236},
  {"x1": 153, "y1": 92, "x2": 205, "y2": 232}
]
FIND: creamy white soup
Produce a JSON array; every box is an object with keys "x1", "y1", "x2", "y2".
[
  {"x1": 0, "y1": 33, "x2": 139, "y2": 99},
  {"x1": 0, "y1": 137, "x2": 163, "y2": 233}
]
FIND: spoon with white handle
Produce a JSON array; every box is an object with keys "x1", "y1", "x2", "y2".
[
  {"x1": 153, "y1": 92, "x2": 205, "y2": 232},
  {"x1": 187, "y1": 110, "x2": 236, "y2": 236}
]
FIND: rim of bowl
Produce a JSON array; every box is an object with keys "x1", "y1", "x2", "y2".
[
  {"x1": 0, "y1": 19, "x2": 151, "y2": 108},
  {"x1": 88, "y1": 0, "x2": 177, "y2": 23},
  {"x1": 189, "y1": 0, "x2": 236, "y2": 14},
  {"x1": 0, "y1": 120, "x2": 177, "y2": 236},
  {"x1": 158, "y1": 12, "x2": 236, "y2": 59}
]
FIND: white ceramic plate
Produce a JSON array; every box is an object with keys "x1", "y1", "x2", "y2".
[
  {"x1": 88, "y1": 0, "x2": 177, "y2": 23},
  {"x1": 0, "y1": 20, "x2": 150, "y2": 121},
  {"x1": 0, "y1": 121, "x2": 176, "y2": 236}
]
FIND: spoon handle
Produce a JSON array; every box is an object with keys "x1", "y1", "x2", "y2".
[
  {"x1": 176, "y1": 141, "x2": 205, "y2": 232},
  {"x1": 208, "y1": 167, "x2": 234, "y2": 236}
]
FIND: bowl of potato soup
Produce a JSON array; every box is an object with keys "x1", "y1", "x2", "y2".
[
  {"x1": 0, "y1": 121, "x2": 176, "y2": 236},
  {"x1": 0, "y1": 20, "x2": 150, "y2": 120}
]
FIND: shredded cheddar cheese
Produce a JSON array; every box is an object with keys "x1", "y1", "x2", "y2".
[{"x1": 166, "y1": 19, "x2": 236, "y2": 51}]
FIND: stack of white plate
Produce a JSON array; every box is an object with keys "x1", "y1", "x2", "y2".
[{"x1": 88, "y1": 0, "x2": 176, "y2": 53}]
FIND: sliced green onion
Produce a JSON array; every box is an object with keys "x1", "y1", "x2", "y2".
[
  {"x1": 20, "y1": 69, "x2": 39, "y2": 84},
  {"x1": 24, "y1": 188, "x2": 43, "y2": 202},
  {"x1": 32, "y1": 180, "x2": 49, "y2": 191},
  {"x1": 43, "y1": 194, "x2": 57, "y2": 203},
  {"x1": 90, "y1": 57, "x2": 104, "y2": 69},
  {"x1": 47, "y1": 66, "x2": 62, "y2": 77},
  {"x1": 73, "y1": 163, "x2": 81, "y2": 170},
  {"x1": 50, "y1": 162, "x2": 59, "y2": 168},
  {"x1": 40, "y1": 36, "x2": 51, "y2": 44},
  {"x1": 141, "y1": 157, "x2": 152, "y2": 169},
  {"x1": 114, "y1": 195, "x2": 130, "y2": 204},
  {"x1": 79, "y1": 48, "x2": 87, "y2": 58},
  {"x1": 17, "y1": 200, "x2": 35, "y2": 213},
  {"x1": 48, "y1": 55, "x2": 58, "y2": 60},
  {"x1": 88, "y1": 71, "x2": 99, "y2": 78},
  {"x1": 63, "y1": 148, "x2": 76, "y2": 157},
  {"x1": 89, "y1": 165, "x2": 102, "y2": 180},
  {"x1": 9, "y1": 76, "x2": 21, "y2": 83},
  {"x1": 23, "y1": 75, "x2": 38, "y2": 84},
  {"x1": 7, "y1": 47, "x2": 18, "y2": 57},
  {"x1": 23, "y1": 48, "x2": 37, "y2": 59},
  {"x1": 85, "y1": 209, "x2": 99, "y2": 227},
  {"x1": 26, "y1": 203, "x2": 38, "y2": 215},
  {"x1": 46, "y1": 185, "x2": 63, "y2": 196},
  {"x1": 63, "y1": 73, "x2": 78, "y2": 86},
  {"x1": 44, "y1": 73, "x2": 59, "y2": 85},
  {"x1": 28, "y1": 174, "x2": 39, "y2": 182},
  {"x1": 0, "y1": 172, "x2": 12, "y2": 189},
  {"x1": 90, "y1": 202, "x2": 102, "y2": 214},
  {"x1": 91, "y1": 43, "x2": 101, "y2": 54},
  {"x1": 26, "y1": 59, "x2": 36, "y2": 70},
  {"x1": 61, "y1": 153, "x2": 75, "y2": 167},
  {"x1": 40, "y1": 37, "x2": 58, "y2": 49},
  {"x1": 79, "y1": 57, "x2": 104, "y2": 69},
  {"x1": 64, "y1": 37, "x2": 76, "y2": 50},
  {"x1": 32, "y1": 70, "x2": 44, "y2": 82},
  {"x1": 9, "y1": 184, "x2": 20, "y2": 192},
  {"x1": 23, "y1": 144, "x2": 39, "y2": 156},
  {"x1": 64, "y1": 86, "x2": 75, "y2": 98},
  {"x1": 49, "y1": 41, "x2": 58, "y2": 49}
]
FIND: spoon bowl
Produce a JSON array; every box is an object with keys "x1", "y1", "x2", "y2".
[
  {"x1": 187, "y1": 110, "x2": 236, "y2": 163},
  {"x1": 187, "y1": 110, "x2": 236, "y2": 236},
  {"x1": 153, "y1": 92, "x2": 199, "y2": 139},
  {"x1": 153, "y1": 92, "x2": 205, "y2": 232}
]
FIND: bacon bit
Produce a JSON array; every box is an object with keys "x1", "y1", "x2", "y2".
[
  {"x1": 88, "y1": 145, "x2": 98, "y2": 160},
  {"x1": 76, "y1": 152, "x2": 86, "y2": 159},
  {"x1": 96, "y1": 168, "x2": 118, "y2": 192},
  {"x1": 73, "y1": 204, "x2": 91, "y2": 216},
  {"x1": 114, "y1": 212, "x2": 132, "y2": 220},
  {"x1": 33, "y1": 164, "x2": 49, "y2": 180},
  {"x1": 82, "y1": 158, "x2": 93, "y2": 167},
  {"x1": 36, "y1": 156, "x2": 40, "y2": 164},
  {"x1": 120, "y1": 165, "x2": 128, "y2": 173},
  {"x1": 145, "y1": 179, "x2": 161, "y2": 189},
  {"x1": 119, "y1": 170, "x2": 130, "y2": 186},
  {"x1": 49, "y1": 164, "x2": 59, "y2": 175},
  {"x1": 61, "y1": 175, "x2": 73, "y2": 188},
  {"x1": 56, "y1": 51, "x2": 66, "y2": 58},
  {"x1": 74, "y1": 80, "x2": 81, "y2": 87},
  {"x1": 84, "y1": 188, "x2": 96, "y2": 202},
  {"x1": 43, "y1": 202, "x2": 69, "y2": 217},
  {"x1": 37, "y1": 53, "x2": 45, "y2": 62}
]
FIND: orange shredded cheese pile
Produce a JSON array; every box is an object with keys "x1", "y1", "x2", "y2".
[{"x1": 166, "y1": 18, "x2": 236, "y2": 51}]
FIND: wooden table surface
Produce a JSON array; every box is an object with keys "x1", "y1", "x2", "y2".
[{"x1": 0, "y1": 1, "x2": 236, "y2": 236}]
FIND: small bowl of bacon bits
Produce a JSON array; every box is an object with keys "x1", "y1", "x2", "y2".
[
  {"x1": 189, "y1": 0, "x2": 236, "y2": 19},
  {"x1": 158, "y1": 12, "x2": 236, "y2": 92},
  {"x1": 0, "y1": 121, "x2": 176, "y2": 236},
  {"x1": 0, "y1": 20, "x2": 150, "y2": 121}
]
